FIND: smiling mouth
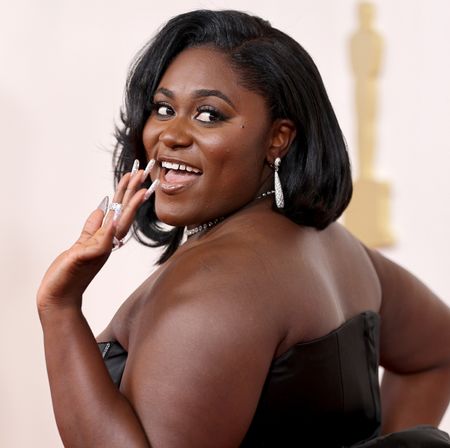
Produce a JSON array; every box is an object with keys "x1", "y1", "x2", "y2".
[
  {"x1": 161, "y1": 160, "x2": 202, "y2": 174},
  {"x1": 159, "y1": 160, "x2": 202, "y2": 191}
]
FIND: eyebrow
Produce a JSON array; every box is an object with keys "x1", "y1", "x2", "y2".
[{"x1": 154, "y1": 87, "x2": 236, "y2": 109}]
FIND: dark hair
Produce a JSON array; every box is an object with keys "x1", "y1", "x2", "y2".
[{"x1": 113, "y1": 9, "x2": 352, "y2": 264}]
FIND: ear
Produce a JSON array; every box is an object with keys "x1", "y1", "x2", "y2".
[{"x1": 266, "y1": 119, "x2": 297, "y2": 163}]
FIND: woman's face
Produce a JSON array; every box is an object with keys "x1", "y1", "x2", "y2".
[{"x1": 143, "y1": 46, "x2": 275, "y2": 228}]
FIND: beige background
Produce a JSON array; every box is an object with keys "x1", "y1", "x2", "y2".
[{"x1": 1, "y1": 0, "x2": 449, "y2": 446}]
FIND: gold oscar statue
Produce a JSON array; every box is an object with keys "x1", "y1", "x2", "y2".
[{"x1": 344, "y1": 1, "x2": 394, "y2": 247}]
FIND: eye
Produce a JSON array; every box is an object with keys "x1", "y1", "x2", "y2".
[
  {"x1": 153, "y1": 102, "x2": 175, "y2": 118},
  {"x1": 195, "y1": 106, "x2": 226, "y2": 123}
]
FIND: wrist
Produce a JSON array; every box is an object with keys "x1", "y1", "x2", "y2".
[{"x1": 37, "y1": 296, "x2": 83, "y2": 322}]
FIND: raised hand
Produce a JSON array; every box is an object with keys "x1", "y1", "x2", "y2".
[{"x1": 37, "y1": 160, "x2": 158, "y2": 313}]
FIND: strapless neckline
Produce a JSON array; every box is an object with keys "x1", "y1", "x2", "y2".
[
  {"x1": 272, "y1": 310, "x2": 378, "y2": 364},
  {"x1": 98, "y1": 310, "x2": 449, "y2": 446}
]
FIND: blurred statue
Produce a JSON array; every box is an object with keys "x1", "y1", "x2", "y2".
[
  {"x1": 350, "y1": 2, "x2": 383, "y2": 180},
  {"x1": 345, "y1": 2, "x2": 394, "y2": 247}
]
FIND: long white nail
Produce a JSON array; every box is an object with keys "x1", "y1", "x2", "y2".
[
  {"x1": 144, "y1": 179, "x2": 160, "y2": 200},
  {"x1": 131, "y1": 159, "x2": 140, "y2": 176},
  {"x1": 97, "y1": 196, "x2": 109, "y2": 214},
  {"x1": 142, "y1": 159, "x2": 155, "y2": 182}
]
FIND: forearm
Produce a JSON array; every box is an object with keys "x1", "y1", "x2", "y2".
[
  {"x1": 381, "y1": 365, "x2": 450, "y2": 434},
  {"x1": 39, "y1": 305, "x2": 150, "y2": 447}
]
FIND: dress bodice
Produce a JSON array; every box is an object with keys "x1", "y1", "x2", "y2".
[{"x1": 98, "y1": 311, "x2": 449, "y2": 447}]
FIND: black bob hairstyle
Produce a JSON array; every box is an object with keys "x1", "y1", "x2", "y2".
[{"x1": 113, "y1": 9, "x2": 352, "y2": 264}]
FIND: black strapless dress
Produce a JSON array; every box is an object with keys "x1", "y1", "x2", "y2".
[{"x1": 98, "y1": 311, "x2": 450, "y2": 447}]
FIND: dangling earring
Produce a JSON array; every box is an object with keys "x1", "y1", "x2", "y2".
[{"x1": 273, "y1": 157, "x2": 284, "y2": 208}]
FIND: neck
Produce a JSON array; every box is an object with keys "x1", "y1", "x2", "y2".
[{"x1": 185, "y1": 189, "x2": 275, "y2": 238}]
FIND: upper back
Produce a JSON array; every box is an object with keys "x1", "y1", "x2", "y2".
[
  {"x1": 102, "y1": 204, "x2": 382, "y2": 356},
  {"x1": 184, "y1": 206, "x2": 382, "y2": 356}
]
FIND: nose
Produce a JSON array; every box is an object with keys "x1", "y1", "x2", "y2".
[{"x1": 158, "y1": 116, "x2": 193, "y2": 149}]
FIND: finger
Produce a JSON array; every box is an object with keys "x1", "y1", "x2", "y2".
[
  {"x1": 114, "y1": 179, "x2": 159, "y2": 240},
  {"x1": 114, "y1": 188, "x2": 147, "y2": 239},
  {"x1": 121, "y1": 168, "x2": 146, "y2": 209},
  {"x1": 77, "y1": 218, "x2": 117, "y2": 260},
  {"x1": 80, "y1": 196, "x2": 109, "y2": 238},
  {"x1": 103, "y1": 173, "x2": 131, "y2": 225},
  {"x1": 78, "y1": 207, "x2": 107, "y2": 243}
]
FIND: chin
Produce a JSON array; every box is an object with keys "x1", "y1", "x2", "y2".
[
  {"x1": 154, "y1": 203, "x2": 196, "y2": 228},
  {"x1": 155, "y1": 211, "x2": 185, "y2": 228},
  {"x1": 154, "y1": 194, "x2": 223, "y2": 228}
]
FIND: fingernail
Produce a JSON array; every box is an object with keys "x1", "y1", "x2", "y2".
[
  {"x1": 142, "y1": 159, "x2": 155, "y2": 182},
  {"x1": 131, "y1": 159, "x2": 140, "y2": 176},
  {"x1": 144, "y1": 179, "x2": 160, "y2": 200},
  {"x1": 97, "y1": 196, "x2": 109, "y2": 213}
]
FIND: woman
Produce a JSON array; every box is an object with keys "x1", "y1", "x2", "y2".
[{"x1": 37, "y1": 10, "x2": 450, "y2": 447}]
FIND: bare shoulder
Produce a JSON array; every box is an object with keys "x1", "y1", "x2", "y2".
[
  {"x1": 139, "y1": 212, "x2": 383, "y2": 349},
  {"x1": 142, "y1": 223, "x2": 286, "y2": 337},
  {"x1": 119, "y1": 219, "x2": 286, "y2": 446},
  {"x1": 151, "y1": 207, "x2": 303, "y2": 300}
]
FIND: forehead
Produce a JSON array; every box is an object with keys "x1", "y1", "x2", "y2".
[
  {"x1": 156, "y1": 46, "x2": 268, "y2": 115},
  {"x1": 158, "y1": 46, "x2": 240, "y2": 91}
]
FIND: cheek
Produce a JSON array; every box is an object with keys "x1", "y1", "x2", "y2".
[
  {"x1": 202, "y1": 124, "x2": 266, "y2": 157},
  {"x1": 142, "y1": 120, "x2": 159, "y2": 156},
  {"x1": 199, "y1": 129, "x2": 267, "y2": 176}
]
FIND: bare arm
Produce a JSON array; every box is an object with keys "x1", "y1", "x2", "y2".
[
  {"x1": 119, "y1": 246, "x2": 281, "y2": 447},
  {"x1": 37, "y1": 170, "x2": 153, "y2": 447},
  {"x1": 365, "y1": 248, "x2": 450, "y2": 432},
  {"x1": 39, "y1": 306, "x2": 150, "y2": 447},
  {"x1": 38, "y1": 167, "x2": 278, "y2": 446}
]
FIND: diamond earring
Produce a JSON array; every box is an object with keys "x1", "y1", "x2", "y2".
[{"x1": 274, "y1": 157, "x2": 284, "y2": 209}]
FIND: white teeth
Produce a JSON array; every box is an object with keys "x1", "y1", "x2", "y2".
[{"x1": 161, "y1": 161, "x2": 201, "y2": 174}]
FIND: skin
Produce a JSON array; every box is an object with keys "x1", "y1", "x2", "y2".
[
  {"x1": 142, "y1": 46, "x2": 295, "y2": 228},
  {"x1": 37, "y1": 47, "x2": 450, "y2": 447}
]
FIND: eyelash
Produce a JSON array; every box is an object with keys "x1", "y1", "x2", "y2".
[{"x1": 151, "y1": 102, "x2": 228, "y2": 124}]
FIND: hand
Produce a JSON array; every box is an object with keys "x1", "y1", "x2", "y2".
[{"x1": 37, "y1": 161, "x2": 157, "y2": 313}]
